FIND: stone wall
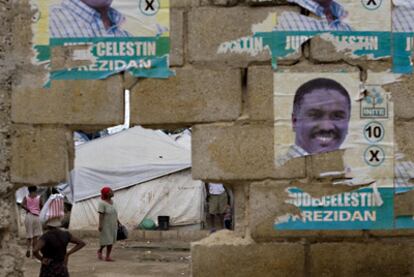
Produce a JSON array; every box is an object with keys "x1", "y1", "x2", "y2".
[{"x1": 5, "y1": 0, "x2": 414, "y2": 276}]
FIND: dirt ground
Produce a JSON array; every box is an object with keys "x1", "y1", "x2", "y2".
[{"x1": 23, "y1": 239, "x2": 191, "y2": 277}]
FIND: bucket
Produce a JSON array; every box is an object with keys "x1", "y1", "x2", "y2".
[{"x1": 158, "y1": 216, "x2": 170, "y2": 230}]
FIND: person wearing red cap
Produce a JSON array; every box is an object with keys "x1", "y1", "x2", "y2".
[{"x1": 97, "y1": 186, "x2": 118, "y2": 261}]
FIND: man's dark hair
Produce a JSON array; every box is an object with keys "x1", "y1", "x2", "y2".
[
  {"x1": 28, "y1": 186, "x2": 37, "y2": 193},
  {"x1": 293, "y1": 78, "x2": 351, "y2": 115}
]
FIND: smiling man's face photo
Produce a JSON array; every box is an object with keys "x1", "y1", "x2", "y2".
[{"x1": 292, "y1": 78, "x2": 351, "y2": 154}]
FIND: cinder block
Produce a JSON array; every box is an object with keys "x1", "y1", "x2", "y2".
[
  {"x1": 130, "y1": 67, "x2": 242, "y2": 126},
  {"x1": 367, "y1": 229, "x2": 414, "y2": 237},
  {"x1": 192, "y1": 124, "x2": 306, "y2": 181},
  {"x1": 385, "y1": 77, "x2": 414, "y2": 120},
  {"x1": 145, "y1": 230, "x2": 162, "y2": 241},
  {"x1": 170, "y1": 9, "x2": 184, "y2": 66},
  {"x1": 249, "y1": 180, "x2": 365, "y2": 241},
  {"x1": 161, "y1": 230, "x2": 179, "y2": 240},
  {"x1": 231, "y1": 184, "x2": 248, "y2": 236},
  {"x1": 178, "y1": 230, "x2": 209, "y2": 241},
  {"x1": 208, "y1": 0, "x2": 239, "y2": 6},
  {"x1": 128, "y1": 230, "x2": 145, "y2": 240},
  {"x1": 12, "y1": 75, "x2": 124, "y2": 125},
  {"x1": 188, "y1": 6, "x2": 300, "y2": 66},
  {"x1": 192, "y1": 239, "x2": 305, "y2": 277},
  {"x1": 307, "y1": 150, "x2": 346, "y2": 179},
  {"x1": 247, "y1": 0, "x2": 289, "y2": 5},
  {"x1": 310, "y1": 242, "x2": 414, "y2": 277},
  {"x1": 170, "y1": 0, "x2": 199, "y2": 8},
  {"x1": 247, "y1": 65, "x2": 273, "y2": 121},
  {"x1": 395, "y1": 190, "x2": 414, "y2": 216},
  {"x1": 11, "y1": 125, "x2": 73, "y2": 185},
  {"x1": 395, "y1": 122, "x2": 414, "y2": 161}
]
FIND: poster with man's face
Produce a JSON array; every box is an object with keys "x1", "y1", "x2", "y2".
[
  {"x1": 274, "y1": 72, "x2": 394, "y2": 230},
  {"x1": 31, "y1": 0, "x2": 172, "y2": 82},
  {"x1": 275, "y1": 0, "x2": 391, "y2": 32}
]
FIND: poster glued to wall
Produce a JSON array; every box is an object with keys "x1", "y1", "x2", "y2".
[
  {"x1": 253, "y1": 0, "x2": 392, "y2": 68},
  {"x1": 31, "y1": 0, "x2": 172, "y2": 83},
  {"x1": 273, "y1": 72, "x2": 395, "y2": 230}
]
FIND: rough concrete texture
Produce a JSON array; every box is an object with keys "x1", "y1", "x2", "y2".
[
  {"x1": 188, "y1": 6, "x2": 300, "y2": 66},
  {"x1": 192, "y1": 123, "x2": 306, "y2": 181},
  {"x1": 170, "y1": 9, "x2": 184, "y2": 66},
  {"x1": 11, "y1": 125, "x2": 73, "y2": 185},
  {"x1": 170, "y1": 0, "x2": 200, "y2": 8},
  {"x1": 249, "y1": 180, "x2": 369, "y2": 241},
  {"x1": 247, "y1": 0, "x2": 289, "y2": 5},
  {"x1": 191, "y1": 230, "x2": 305, "y2": 277},
  {"x1": 307, "y1": 149, "x2": 346, "y2": 179},
  {"x1": 384, "y1": 76, "x2": 414, "y2": 120},
  {"x1": 395, "y1": 190, "x2": 414, "y2": 216},
  {"x1": 395, "y1": 121, "x2": 414, "y2": 161},
  {"x1": 247, "y1": 65, "x2": 273, "y2": 121},
  {"x1": 207, "y1": 0, "x2": 239, "y2": 6},
  {"x1": 230, "y1": 184, "x2": 248, "y2": 236},
  {"x1": 130, "y1": 67, "x2": 242, "y2": 126},
  {"x1": 310, "y1": 242, "x2": 414, "y2": 277},
  {"x1": 12, "y1": 75, "x2": 124, "y2": 126}
]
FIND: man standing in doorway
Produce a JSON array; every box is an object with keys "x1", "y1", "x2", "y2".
[{"x1": 206, "y1": 183, "x2": 229, "y2": 233}]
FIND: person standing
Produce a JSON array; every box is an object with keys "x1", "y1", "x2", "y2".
[
  {"x1": 33, "y1": 218, "x2": 86, "y2": 277},
  {"x1": 206, "y1": 183, "x2": 229, "y2": 232},
  {"x1": 97, "y1": 186, "x2": 118, "y2": 262},
  {"x1": 22, "y1": 186, "x2": 43, "y2": 258}
]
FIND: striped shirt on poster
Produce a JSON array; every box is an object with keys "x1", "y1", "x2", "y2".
[{"x1": 49, "y1": 0, "x2": 131, "y2": 38}]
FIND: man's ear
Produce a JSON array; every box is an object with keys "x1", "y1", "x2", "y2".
[{"x1": 292, "y1": 113, "x2": 297, "y2": 130}]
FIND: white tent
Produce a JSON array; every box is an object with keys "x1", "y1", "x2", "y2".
[{"x1": 68, "y1": 126, "x2": 205, "y2": 230}]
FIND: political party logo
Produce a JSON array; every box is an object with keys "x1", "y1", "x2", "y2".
[
  {"x1": 139, "y1": 0, "x2": 160, "y2": 16},
  {"x1": 361, "y1": 0, "x2": 383, "y2": 11},
  {"x1": 360, "y1": 87, "x2": 388, "y2": 118}
]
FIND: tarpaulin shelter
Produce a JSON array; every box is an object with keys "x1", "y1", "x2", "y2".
[{"x1": 66, "y1": 126, "x2": 205, "y2": 230}]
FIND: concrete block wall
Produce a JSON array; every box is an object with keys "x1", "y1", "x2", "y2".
[{"x1": 5, "y1": 0, "x2": 414, "y2": 276}]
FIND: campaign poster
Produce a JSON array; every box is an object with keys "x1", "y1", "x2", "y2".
[
  {"x1": 31, "y1": 0, "x2": 172, "y2": 82},
  {"x1": 273, "y1": 72, "x2": 395, "y2": 230},
  {"x1": 253, "y1": 0, "x2": 392, "y2": 69},
  {"x1": 392, "y1": 0, "x2": 414, "y2": 73}
]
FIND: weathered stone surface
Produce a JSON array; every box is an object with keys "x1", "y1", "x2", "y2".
[
  {"x1": 247, "y1": 65, "x2": 273, "y2": 121},
  {"x1": 247, "y1": 0, "x2": 289, "y2": 5},
  {"x1": 11, "y1": 125, "x2": 73, "y2": 185},
  {"x1": 130, "y1": 67, "x2": 242, "y2": 126},
  {"x1": 310, "y1": 242, "x2": 414, "y2": 277},
  {"x1": 170, "y1": 0, "x2": 200, "y2": 8},
  {"x1": 384, "y1": 77, "x2": 414, "y2": 120},
  {"x1": 188, "y1": 6, "x2": 300, "y2": 66},
  {"x1": 307, "y1": 150, "x2": 346, "y2": 179},
  {"x1": 395, "y1": 190, "x2": 414, "y2": 216},
  {"x1": 192, "y1": 124, "x2": 306, "y2": 181},
  {"x1": 12, "y1": 75, "x2": 124, "y2": 126},
  {"x1": 170, "y1": 9, "x2": 184, "y2": 66},
  {"x1": 192, "y1": 234, "x2": 305, "y2": 277},
  {"x1": 231, "y1": 184, "x2": 248, "y2": 236},
  {"x1": 208, "y1": 0, "x2": 239, "y2": 6},
  {"x1": 395, "y1": 122, "x2": 414, "y2": 161}
]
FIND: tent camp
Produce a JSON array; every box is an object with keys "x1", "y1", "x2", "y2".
[{"x1": 67, "y1": 126, "x2": 205, "y2": 230}]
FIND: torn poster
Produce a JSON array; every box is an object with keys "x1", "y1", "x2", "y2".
[
  {"x1": 273, "y1": 72, "x2": 395, "y2": 229},
  {"x1": 255, "y1": 0, "x2": 391, "y2": 69},
  {"x1": 392, "y1": 0, "x2": 414, "y2": 73},
  {"x1": 31, "y1": 0, "x2": 172, "y2": 83}
]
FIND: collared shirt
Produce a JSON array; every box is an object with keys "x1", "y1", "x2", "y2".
[
  {"x1": 276, "y1": 144, "x2": 309, "y2": 167},
  {"x1": 275, "y1": 0, "x2": 353, "y2": 31},
  {"x1": 208, "y1": 183, "x2": 225, "y2": 195},
  {"x1": 392, "y1": 1, "x2": 414, "y2": 32},
  {"x1": 49, "y1": 0, "x2": 131, "y2": 38},
  {"x1": 395, "y1": 160, "x2": 414, "y2": 190}
]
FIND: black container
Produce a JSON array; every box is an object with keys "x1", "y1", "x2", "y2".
[{"x1": 158, "y1": 216, "x2": 170, "y2": 230}]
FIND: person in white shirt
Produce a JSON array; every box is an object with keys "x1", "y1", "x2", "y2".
[{"x1": 206, "y1": 183, "x2": 229, "y2": 232}]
